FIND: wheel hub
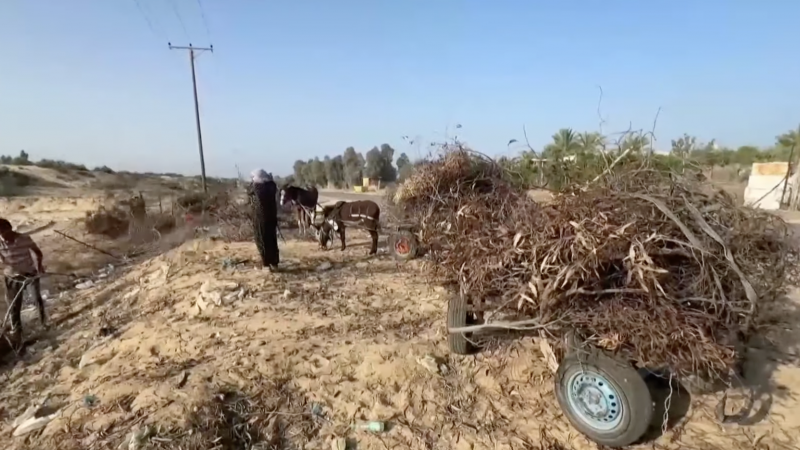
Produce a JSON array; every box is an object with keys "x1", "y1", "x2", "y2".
[{"x1": 567, "y1": 371, "x2": 622, "y2": 430}]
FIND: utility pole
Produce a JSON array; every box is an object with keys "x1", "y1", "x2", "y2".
[{"x1": 168, "y1": 43, "x2": 213, "y2": 193}]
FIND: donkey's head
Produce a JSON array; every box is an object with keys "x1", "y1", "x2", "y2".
[
  {"x1": 280, "y1": 185, "x2": 298, "y2": 206},
  {"x1": 313, "y1": 206, "x2": 339, "y2": 250}
]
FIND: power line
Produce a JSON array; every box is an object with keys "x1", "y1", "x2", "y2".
[
  {"x1": 195, "y1": 0, "x2": 213, "y2": 41},
  {"x1": 168, "y1": 43, "x2": 214, "y2": 193},
  {"x1": 133, "y1": 0, "x2": 168, "y2": 43},
  {"x1": 168, "y1": 0, "x2": 191, "y2": 40}
]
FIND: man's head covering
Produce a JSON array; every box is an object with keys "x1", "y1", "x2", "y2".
[{"x1": 251, "y1": 169, "x2": 272, "y2": 184}]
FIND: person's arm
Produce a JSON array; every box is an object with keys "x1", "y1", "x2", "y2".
[{"x1": 27, "y1": 237, "x2": 44, "y2": 272}]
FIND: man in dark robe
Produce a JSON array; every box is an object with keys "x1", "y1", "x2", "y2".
[{"x1": 249, "y1": 169, "x2": 280, "y2": 271}]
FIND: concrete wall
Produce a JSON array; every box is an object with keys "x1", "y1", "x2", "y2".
[{"x1": 743, "y1": 162, "x2": 797, "y2": 210}]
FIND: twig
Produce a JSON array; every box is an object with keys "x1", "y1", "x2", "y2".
[
  {"x1": 588, "y1": 147, "x2": 633, "y2": 185},
  {"x1": 449, "y1": 318, "x2": 560, "y2": 334},
  {"x1": 53, "y1": 229, "x2": 121, "y2": 260},
  {"x1": 19, "y1": 221, "x2": 56, "y2": 236}
]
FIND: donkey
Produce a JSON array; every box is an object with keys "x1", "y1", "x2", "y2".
[
  {"x1": 280, "y1": 185, "x2": 319, "y2": 235},
  {"x1": 314, "y1": 200, "x2": 381, "y2": 255}
]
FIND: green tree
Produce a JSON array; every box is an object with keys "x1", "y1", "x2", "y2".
[
  {"x1": 292, "y1": 160, "x2": 308, "y2": 185},
  {"x1": 670, "y1": 134, "x2": 696, "y2": 160},
  {"x1": 776, "y1": 124, "x2": 800, "y2": 151},
  {"x1": 13, "y1": 150, "x2": 31, "y2": 165},
  {"x1": 309, "y1": 157, "x2": 327, "y2": 186},
  {"x1": 364, "y1": 146, "x2": 382, "y2": 180},
  {"x1": 379, "y1": 143, "x2": 397, "y2": 182},
  {"x1": 577, "y1": 132, "x2": 604, "y2": 155},
  {"x1": 324, "y1": 155, "x2": 345, "y2": 188},
  {"x1": 301, "y1": 159, "x2": 315, "y2": 186},
  {"x1": 543, "y1": 128, "x2": 581, "y2": 159},
  {"x1": 342, "y1": 147, "x2": 364, "y2": 187},
  {"x1": 621, "y1": 134, "x2": 650, "y2": 154},
  {"x1": 396, "y1": 153, "x2": 414, "y2": 181},
  {"x1": 734, "y1": 146, "x2": 760, "y2": 166}
]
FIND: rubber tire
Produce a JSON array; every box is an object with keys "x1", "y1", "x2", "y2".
[
  {"x1": 391, "y1": 230, "x2": 419, "y2": 261},
  {"x1": 447, "y1": 294, "x2": 477, "y2": 355},
  {"x1": 555, "y1": 351, "x2": 653, "y2": 448}
]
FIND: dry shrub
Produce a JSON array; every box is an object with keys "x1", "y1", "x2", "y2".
[
  {"x1": 212, "y1": 190, "x2": 297, "y2": 242},
  {"x1": 215, "y1": 198, "x2": 255, "y2": 242},
  {"x1": 397, "y1": 148, "x2": 794, "y2": 381},
  {"x1": 12, "y1": 381, "x2": 320, "y2": 450},
  {"x1": 176, "y1": 191, "x2": 230, "y2": 214},
  {"x1": 84, "y1": 206, "x2": 129, "y2": 238},
  {"x1": 151, "y1": 212, "x2": 177, "y2": 235},
  {"x1": 173, "y1": 378, "x2": 322, "y2": 449}
]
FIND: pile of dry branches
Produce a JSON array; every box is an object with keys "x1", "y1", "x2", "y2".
[
  {"x1": 214, "y1": 197, "x2": 256, "y2": 241},
  {"x1": 397, "y1": 149, "x2": 794, "y2": 379},
  {"x1": 84, "y1": 206, "x2": 130, "y2": 238},
  {"x1": 213, "y1": 191, "x2": 299, "y2": 242}
]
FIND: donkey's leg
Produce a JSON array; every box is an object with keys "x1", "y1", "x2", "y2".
[
  {"x1": 296, "y1": 208, "x2": 305, "y2": 235},
  {"x1": 368, "y1": 229, "x2": 379, "y2": 255},
  {"x1": 339, "y1": 227, "x2": 346, "y2": 251}
]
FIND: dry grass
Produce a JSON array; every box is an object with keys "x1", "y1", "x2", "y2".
[{"x1": 14, "y1": 377, "x2": 323, "y2": 450}]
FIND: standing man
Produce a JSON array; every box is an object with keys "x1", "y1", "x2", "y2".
[
  {"x1": 0, "y1": 218, "x2": 47, "y2": 345},
  {"x1": 249, "y1": 169, "x2": 280, "y2": 271}
]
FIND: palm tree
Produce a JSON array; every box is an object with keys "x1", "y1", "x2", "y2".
[
  {"x1": 765, "y1": 125, "x2": 800, "y2": 164},
  {"x1": 577, "y1": 132, "x2": 604, "y2": 155},
  {"x1": 621, "y1": 134, "x2": 650, "y2": 154},
  {"x1": 544, "y1": 128, "x2": 581, "y2": 160},
  {"x1": 777, "y1": 125, "x2": 800, "y2": 158},
  {"x1": 777, "y1": 125, "x2": 800, "y2": 148}
]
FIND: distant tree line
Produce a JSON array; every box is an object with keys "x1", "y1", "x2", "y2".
[
  {"x1": 0, "y1": 150, "x2": 98, "y2": 173},
  {"x1": 497, "y1": 125, "x2": 800, "y2": 190},
  {"x1": 288, "y1": 144, "x2": 416, "y2": 188}
]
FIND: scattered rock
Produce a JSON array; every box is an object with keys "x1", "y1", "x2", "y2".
[
  {"x1": 194, "y1": 296, "x2": 209, "y2": 315},
  {"x1": 75, "y1": 280, "x2": 95, "y2": 290},
  {"x1": 282, "y1": 289, "x2": 292, "y2": 299},
  {"x1": 416, "y1": 354, "x2": 445, "y2": 375},
  {"x1": 316, "y1": 261, "x2": 333, "y2": 272},
  {"x1": 223, "y1": 288, "x2": 245, "y2": 304},
  {"x1": 221, "y1": 257, "x2": 246, "y2": 269},
  {"x1": 122, "y1": 287, "x2": 140, "y2": 302},
  {"x1": 121, "y1": 425, "x2": 154, "y2": 450}
]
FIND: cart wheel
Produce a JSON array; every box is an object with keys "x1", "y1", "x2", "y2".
[
  {"x1": 555, "y1": 351, "x2": 653, "y2": 447},
  {"x1": 447, "y1": 294, "x2": 479, "y2": 355},
  {"x1": 391, "y1": 230, "x2": 419, "y2": 261}
]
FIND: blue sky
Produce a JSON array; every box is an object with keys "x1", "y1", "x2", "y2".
[{"x1": 1, "y1": 1, "x2": 798, "y2": 177}]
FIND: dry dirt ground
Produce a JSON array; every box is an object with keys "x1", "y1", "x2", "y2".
[{"x1": 0, "y1": 189, "x2": 798, "y2": 449}]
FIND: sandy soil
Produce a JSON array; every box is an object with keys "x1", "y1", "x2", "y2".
[{"x1": 0, "y1": 187, "x2": 798, "y2": 449}]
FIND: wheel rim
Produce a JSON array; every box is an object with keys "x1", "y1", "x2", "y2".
[
  {"x1": 395, "y1": 237, "x2": 410, "y2": 255},
  {"x1": 566, "y1": 370, "x2": 623, "y2": 431}
]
